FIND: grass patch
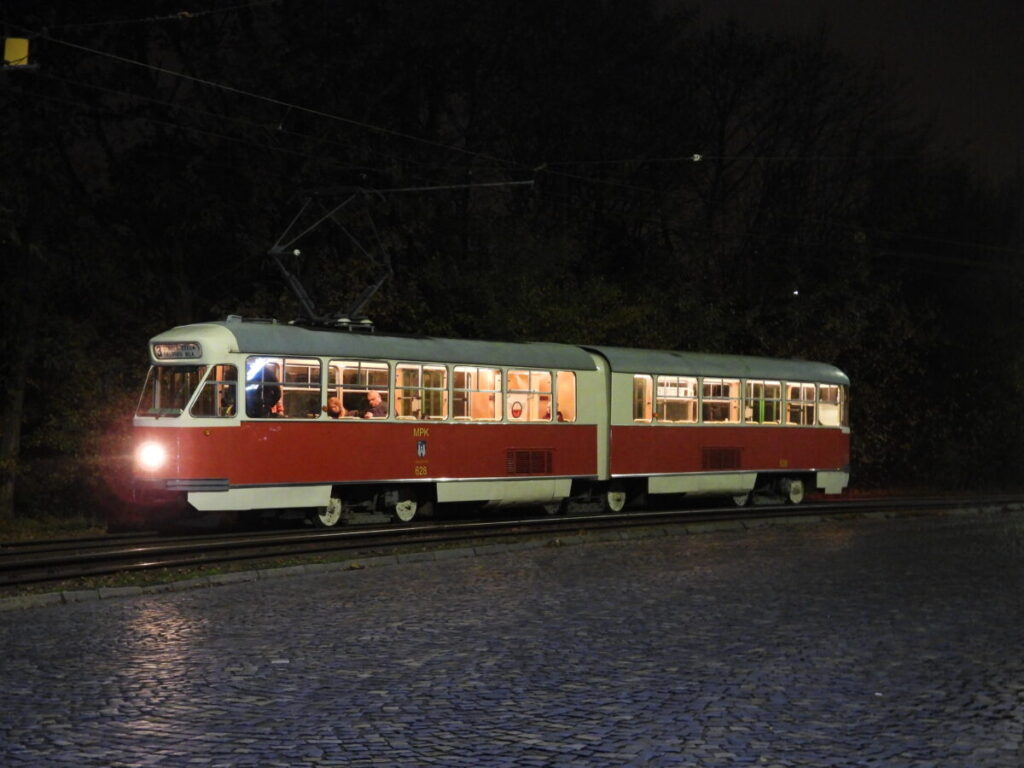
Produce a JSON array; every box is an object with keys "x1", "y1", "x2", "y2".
[{"x1": 0, "y1": 514, "x2": 106, "y2": 543}]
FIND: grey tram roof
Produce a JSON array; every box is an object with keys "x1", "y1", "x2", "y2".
[
  {"x1": 159, "y1": 318, "x2": 849, "y2": 384},
  {"x1": 584, "y1": 345, "x2": 849, "y2": 385},
  {"x1": 203, "y1": 319, "x2": 599, "y2": 371}
]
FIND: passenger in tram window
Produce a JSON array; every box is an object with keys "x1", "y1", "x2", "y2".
[
  {"x1": 246, "y1": 363, "x2": 283, "y2": 417},
  {"x1": 539, "y1": 396, "x2": 553, "y2": 421},
  {"x1": 267, "y1": 365, "x2": 283, "y2": 415},
  {"x1": 354, "y1": 390, "x2": 388, "y2": 419},
  {"x1": 324, "y1": 396, "x2": 343, "y2": 419},
  {"x1": 221, "y1": 386, "x2": 236, "y2": 417}
]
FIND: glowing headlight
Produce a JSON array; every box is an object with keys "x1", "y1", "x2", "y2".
[{"x1": 136, "y1": 441, "x2": 168, "y2": 472}]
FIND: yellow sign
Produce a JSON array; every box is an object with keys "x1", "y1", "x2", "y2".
[{"x1": 3, "y1": 38, "x2": 30, "y2": 67}]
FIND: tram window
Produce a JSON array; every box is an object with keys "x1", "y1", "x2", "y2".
[
  {"x1": 282, "y1": 359, "x2": 322, "y2": 417},
  {"x1": 330, "y1": 361, "x2": 389, "y2": 419},
  {"x1": 556, "y1": 371, "x2": 577, "y2": 422},
  {"x1": 245, "y1": 357, "x2": 321, "y2": 418},
  {"x1": 656, "y1": 376, "x2": 697, "y2": 423},
  {"x1": 702, "y1": 378, "x2": 740, "y2": 423},
  {"x1": 633, "y1": 375, "x2": 653, "y2": 422},
  {"x1": 786, "y1": 382, "x2": 816, "y2": 426},
  {"x1": 745, "y1": 380, "x2": 781, "y2": 424},
  {"x1": 453, "y1": 366, "x2": 501, "y2": 421},
  {"x1": 136, "y1": 365, "x2": 207, "y2": 417},
  {"x1": 245, "y1": 358, "x2": 282, "y2": 417},
  {"x1": 818, "y1": 384, "x2": 843, "y2": 426},
  {"x1": 190, "y1": 364, "x2": 238, "y2": 418},
  {"x1": 396, "y1": 364, "x2": 448, "y2": 420},
  {"x1": 507, "y1": 369, "x2": 552, "y2": 422}
]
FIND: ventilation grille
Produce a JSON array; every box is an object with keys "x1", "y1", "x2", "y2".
[
  {"x1": 702, "y1": 447, "x2": 741, "y2": 470},
  {"x1": 506, "y1": 449, "x2": 553, "y2": 475}
]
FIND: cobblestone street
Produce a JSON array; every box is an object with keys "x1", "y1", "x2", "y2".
[{"x1": 2, "y1": 511, "x2": 1023, "y2": 766}]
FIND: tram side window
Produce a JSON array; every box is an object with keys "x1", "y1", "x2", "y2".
[
  {"x1": 786, "y1": 382, "x2": 816, "y2": 426},
  {"x1": 245, "y1": 357, "x2": 321, "y2": 418},
  {"x1": 656, "y1": 375, "x2": 697, "y2": 423},
  {"x1": 507, "y1": 370, "x2": 552, "y2": 421},
  {"x1": 818, "y1": 384, "x2": 844, "y2": 426},
  {"x1": 745, "y1": 380, "x2": 781, "y2": 424},
  {"x1": 633, "y1": 375, "x2": 653, "y2": 422},
  {"x1": 556, "y1": 371, "x2": 577, "y2": 422},
  {"x1": 396, "y1": 364, "x2": 448, "y2": 420},
  {"x1": 190, "y1": 364, "x2": 238, "y2": 417},
  {"x1": 282, "y1": 358, "x2": 322, "y2": 417},
  {"x1": 702, "y1": 378, "x2": 740, "y2": 423},
  {"x1": 453, "y1": 366, "x2": 501, "y2": 421},
  {"x1": 330, "y1": 360, "x2": 389, "y2": 419},
  {"x1": 246, "y1": 358, "x2": 282, "y2": 417}
]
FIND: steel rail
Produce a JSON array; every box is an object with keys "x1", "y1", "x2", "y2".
[{"x1": 2, "y1": 495, "x2": 1022, "y2": 588}]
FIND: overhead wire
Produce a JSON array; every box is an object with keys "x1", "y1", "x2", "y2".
[
  {"x1": 541, "y1": 152, "x2": 928, "y2": 167},
  {"x1": 18, "y1": 69, "x2": 523, "y2": 203},
  {"x1": 29, "y1": 71, "x2": 420, "y2": 177},
  {"x1": 16, "y1": 81, "x2": 362, "y2": 171},
  {"x1": 18, "y1": 25, "x2": 525, "y2": 169},
  {"x1": 43, "y1": 1, "x2": 281, "y2": 30},
  {"x1": 10, "y1": 22, "x2": 677, "y2": 194}
]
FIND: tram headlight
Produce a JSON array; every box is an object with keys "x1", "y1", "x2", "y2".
[{"x1": 136, "y1": 441, "x2": 168, "y2": 472}]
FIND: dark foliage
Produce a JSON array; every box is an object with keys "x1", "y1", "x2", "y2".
[{"x1": 1, "y1": 0, "x2": 1022, "y2": 519}]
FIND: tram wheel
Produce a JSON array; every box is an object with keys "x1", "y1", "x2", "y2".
[
  {"x1": 310, "y1": 497, "x2": 344, "y2": 528},
  {"x1": 779, "y1": 477, "x2": 805, "y2": 505},
  {"x1": 732, "y1": 492, "x2": 751, "y2": 507},
  {"x1": 603, "y1": 484, "x2": 627, "y2": 513},
  {"x1": 392, "y1": 499, "x2": 418, "y2": 523}
]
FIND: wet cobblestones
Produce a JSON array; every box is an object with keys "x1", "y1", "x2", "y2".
[{"x1": 2, "y1": 511, "x2": 1023, "y2": 766}]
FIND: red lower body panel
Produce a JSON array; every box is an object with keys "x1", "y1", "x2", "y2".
[
  {"x1": 610, "y1": 425, "x2": 848, "y2": 476},
  {"x1": 135, "y1": 422, "x2": 597, "y2": 486}
]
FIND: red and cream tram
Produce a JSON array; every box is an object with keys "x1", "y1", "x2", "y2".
[{"x1": 132, "y1": 316, "x2": 849, "y2": 527}]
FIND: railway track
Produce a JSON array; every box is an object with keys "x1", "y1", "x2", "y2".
[{"x1": 2, "y1": 495, "x2": 1022, "y2": 590}]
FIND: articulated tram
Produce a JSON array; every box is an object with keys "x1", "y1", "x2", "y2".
[{"x1": 131, "y1": 316, "x2": 850, "y2": 527}]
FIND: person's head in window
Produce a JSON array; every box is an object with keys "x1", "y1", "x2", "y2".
[
  {"x1": 324, "y1": 396, "x2": 343, "y2": 419},
  {"x1": 360, "y1": 390, "x2": 387, "y2": 418}
]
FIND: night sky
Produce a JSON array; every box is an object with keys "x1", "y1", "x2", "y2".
[{"x1": 699, "y1": 0, "x2": 1024, "y2": 178}]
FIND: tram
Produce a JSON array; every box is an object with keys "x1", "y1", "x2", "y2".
[{"x1": 131, "y1": 316, "x2": 849, "y2": 527}]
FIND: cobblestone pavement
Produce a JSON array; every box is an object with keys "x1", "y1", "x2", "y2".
[{"x1": 2, "y1": 511, "x2": 1024, "y2": 767}]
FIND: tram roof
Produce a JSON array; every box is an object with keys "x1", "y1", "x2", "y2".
[
  {"x1": 585, "y1": 345, "x2": 849, "y2": 385},
  {"x1": 152, "y1": 319, "x2": 849, "y2": 384},
  {"x1": 171, "y1": 319, "x2": 600, "y2": 370}
]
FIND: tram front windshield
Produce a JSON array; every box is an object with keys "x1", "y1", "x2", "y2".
[{"x1": 136, "y1": 365, "x2": 207, "y2": 417}]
